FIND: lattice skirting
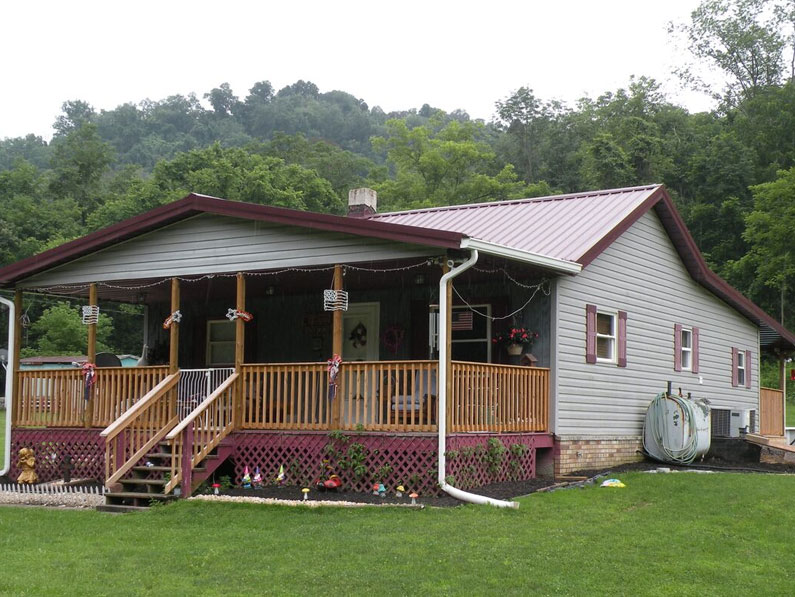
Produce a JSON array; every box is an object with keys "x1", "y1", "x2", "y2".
[
  {"x1": 232, "y1": 431, "x2": 551, "y2": 496},
  {"x1": 8, "y1": 428, "x2": 105, "y2": 483}
]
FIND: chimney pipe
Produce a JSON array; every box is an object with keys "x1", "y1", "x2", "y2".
[{"x1": 348, "y1": 188, "x2": 377, "y2": 218}]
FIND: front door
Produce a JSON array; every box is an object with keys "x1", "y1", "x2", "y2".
[{"x1": 342, "y1": 302, "x2": 380, "y2": 361}]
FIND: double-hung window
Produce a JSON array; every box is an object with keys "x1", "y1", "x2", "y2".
[
  {"x1": 674, "y1": 324, "x2": 699, "y2": 373},
  {"x1": 586, "y1": 305, "x2": 627, "y2": 367},
  {"x1": 732, "y1": 347, "x2": 751, "y2": 388}
]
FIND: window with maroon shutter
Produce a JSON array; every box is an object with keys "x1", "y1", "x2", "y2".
[
  {"x1": 731, "y1": 347, "x2": 739, "y2": 387},
  {"x1": 586, "y1": 304, "x2": 597, "y2": 363},
  {"x1": 692, "y1": 327, "x2": 699, "y2": 374},
  {"x1": 617, "y1": 311, "x2": 627, "y2": 367},
  {"x1": 745, "y1": 350, "x2": 752, "y2": 388},
  {"x1": 674, "y1": 324, "x2": 682, "y2": 372}
]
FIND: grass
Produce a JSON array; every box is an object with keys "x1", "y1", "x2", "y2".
[
  {"x1": 2, "y1": 472, "x2": 795, "y2": 595},
  {"x1": 786, "y1": 397, "x2": 795, "y2": 428}
]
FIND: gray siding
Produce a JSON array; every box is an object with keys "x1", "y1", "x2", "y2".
[
  {"x1": 21, "y1": 214, "x2": 440, "y2": 287},
  {"x1": 555, "y1": 210, "x2": 759, "y2": 436}
]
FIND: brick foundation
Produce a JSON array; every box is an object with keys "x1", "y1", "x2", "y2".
[{"x1": 555, "y1": 436, "x2": 644, "y2": 475}]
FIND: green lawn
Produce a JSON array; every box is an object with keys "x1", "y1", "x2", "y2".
[
  {"x1": 2, "y1": 472, "x2": 795, "y2": 595},
  {"x1": 787, "y1": 397, "x2": 795, "y2": 428}
]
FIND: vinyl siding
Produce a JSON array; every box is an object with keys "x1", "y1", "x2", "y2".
[
  {"x1": 555, "y1": 210, "x2": 759, "y2": 436},
  {"x1": 20, "y1": 214, "x2": 440, "y2": 287}
]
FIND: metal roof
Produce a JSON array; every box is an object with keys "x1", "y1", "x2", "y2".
[{"x1": 371, "y1": 185, "x2": 663, "y2": 263}]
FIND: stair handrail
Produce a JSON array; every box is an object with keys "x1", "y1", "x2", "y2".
[
  {"x1": 101, "y1": 372, "x2": 181, "y2": 486},
  {"x1": 164, "y1": 372, "x2": 239, "y2": 495},
  {"x1": 100, "y1": 372, "x2": 180, "y2": 441}
]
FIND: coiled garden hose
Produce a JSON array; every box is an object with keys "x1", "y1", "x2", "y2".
[{"x1": 643, "y1": 392, "x2": 702, "y2": 464}]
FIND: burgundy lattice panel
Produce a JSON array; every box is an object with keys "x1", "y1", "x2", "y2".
[
  {"x1": 230, "y1": 431, "x2": 552, "y2": 496},
  {"x1": 445, "y1": 433, "x2": 544, "y2": 490},
  {"x1": 9, "y1": 428, "x2": 105, "y2": 483},
  {"x1": 233, "y1": 432, "x2": 440, "y2": 495}
]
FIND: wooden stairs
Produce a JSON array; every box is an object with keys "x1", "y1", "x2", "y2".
[{"x1": 97, "y1": 439, "x2": 234, "y2": 513}]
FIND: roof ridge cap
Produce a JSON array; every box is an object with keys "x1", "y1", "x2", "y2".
[{"x1": 372, "y1": 184, "x2": 663, "y2": 218}]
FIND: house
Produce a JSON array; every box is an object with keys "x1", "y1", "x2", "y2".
[{"x1": 0, "y1": 184, "x2": 792, "y2": 507}]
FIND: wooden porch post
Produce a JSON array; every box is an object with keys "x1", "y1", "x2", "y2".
[
  {"x1": 443, "y1": 262, "x2": 453, "y2": 429},
  {"x1": 331, "y1": 264, "x2": 343, "y2": 429},
  {"x1": 234, "y1": 273, "x2": 245, "y2": 428},
  {"x1": 169, "y1": 278, "x2": 180, "y2": 375},
  {"x1": 84, "y1": 283, "x2": 97, "y2": 428}
]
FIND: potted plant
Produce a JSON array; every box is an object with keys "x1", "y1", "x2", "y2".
[{"x1": 492, "y1": 327, "x2": 538, "y2": 356}]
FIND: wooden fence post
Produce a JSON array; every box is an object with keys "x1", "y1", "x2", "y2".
[
  {"x1": 181, "y1": 425, "x2": 193, "y2": 498},
  {"x1": 84, "y1": 283, "x2": 97, "y2": 428},
  {"x1": 234, "y1": 273, "x2": 245, "y2": 428}
]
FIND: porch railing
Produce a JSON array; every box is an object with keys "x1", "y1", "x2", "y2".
[
  {"x1": 165, "y1": 373, "x2": 239, "y2": 494},
  {"x1": 241, "y1": 360, "x2": 548, "y2": 433},
  {"x1": 177, "y1": 368, "x2": 235, "y2": 417},
  {"x1": 449, "y1": 362, "x2": 549, "y2": 432},
  {"x1": 100, "y1": 373, "x2": 180, "y2": 486},
  {"x1": 13, "y1": 366, "x2": 169, "y2": 427}
]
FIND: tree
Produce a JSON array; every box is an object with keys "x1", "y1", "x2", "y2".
[
  {"x1": 24, "y1": 302, "x2": 114, "y2": 356},
  {"x1": 204, "y1": 82, "x2": 241, "y2": 117},
  {"x1": 52, "y1": 100, "x2": 96, "y2": 137},
  {"x1": 371, "y1": 114, "x2": 530, "y2": 209},
  {"x1": 674, "y1": 0, "x2": 789, "y2": 105},
  {"x1": 48, "y1": 123, "x2": 114, "y2": 222}
]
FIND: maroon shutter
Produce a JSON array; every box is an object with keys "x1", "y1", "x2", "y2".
[
  {"x1": 586, "y1": 304, "x2": 597, "y2": 364},
  {"x1": 617, "y1": 311, "x2": 627, "y2": 367},
  {"x1": 745, "y1": 350, "x2": 752, "y2": 389},
  {"x1": 731, "y1": 347, "x2": 738, "y2": 387},
  {"x1": 674, "y1": 323, "x2": 682, "y2": 372},
  {"x1": 692, "y1": 327, "x2": 700, "y2": 374}
]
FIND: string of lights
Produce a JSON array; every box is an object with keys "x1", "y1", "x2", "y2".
[{"x1": 452, "y1": 279, "x2": 550, "y2": 322}]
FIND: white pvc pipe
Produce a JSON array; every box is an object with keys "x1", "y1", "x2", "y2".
[
  {"x1": 0, "y1": 296, "x2": 15, "y2": 476},
  {"x1": 437, "y1": 250, "x2": 519, "y2": 509}
]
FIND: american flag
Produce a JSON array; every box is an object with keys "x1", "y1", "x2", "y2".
[{"x1": 451, "y1": 310, "x2": 473, "y2": 331}]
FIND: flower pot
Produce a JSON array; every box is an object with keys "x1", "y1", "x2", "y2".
[{"x1": 506, "y1": 343, "x2": 523, "y2": 356}]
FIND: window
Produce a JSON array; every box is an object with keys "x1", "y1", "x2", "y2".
[
  {"x1": 206, "y1": 320, "x2": 236, "y2": 366},
  {"x1": 596, "y1": 312, "x2": 616, "y2": 362},
  {"x1": 736, "y1": 351, "x2": 746, "y2": 386},
  {"x1": 586, "y1": 305, "x2": 627, "y2": 367},
  {"x1": 731, "y1": 347, "x2": 752, "y2": 388},
  {"x1": 429, "y1": 304, "x2": 492, "y2": 362},
  {"x1": 674, "y1": 324, "x2": 699, "y2": 373},
  {"x1": 680, "y1": 328, "x2": 692, "y2": 370}
]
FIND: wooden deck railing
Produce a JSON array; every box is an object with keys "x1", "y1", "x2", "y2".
[
  {"x1": 241, "y1": 360, "x2": 547, "y2": 433},
  {"x1": 100, "y1": 373, "x2": 180, "y2": 486},
  {"x1": 165, "y1": 373, "x2": 238, "y2": 494},
  {"x1": 449, "y1": 362, "x2": 549, "y2": 432},
  {"x1": 13, "y1": 366, "x2": 169, "y2": 427},
  {"x1": 760, "y1": 387, "x2": 785, "y2": 436}
]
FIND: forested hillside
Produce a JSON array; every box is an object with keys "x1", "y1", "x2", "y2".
[{"x1": 2, "y1": 0, "x2": 795, "y2": 349}]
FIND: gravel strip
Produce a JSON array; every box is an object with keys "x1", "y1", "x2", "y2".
[
  {"x1": 0, "y1": 490, "x2": 104, "y2": 508},
  {"x1": 191, "y1": 494, "x2": 424, "y2": 508}
]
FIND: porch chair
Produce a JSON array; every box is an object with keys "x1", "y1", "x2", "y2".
[
  {"x1": 95, "y1": 352, "x2": 122, "y2": 367},
  {"x1": 390, "y1": 369, "x2": 437, "y2": 425}
]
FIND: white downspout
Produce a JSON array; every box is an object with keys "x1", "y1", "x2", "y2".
[
  {"x1": 438, "y1": 250, "x2": 519, "y2": 508},
  {"x1": 0, "y1": 296, "x2": 15, "y2": 476}
]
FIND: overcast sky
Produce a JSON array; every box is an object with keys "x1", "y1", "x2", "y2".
[{"x1": 1, "y1": 0, "x2": 710, "y2": 141}]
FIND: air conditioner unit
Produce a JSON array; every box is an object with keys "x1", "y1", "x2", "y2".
[{"x1": 729, "y1": 409, "x2": 751, "y2": 438}]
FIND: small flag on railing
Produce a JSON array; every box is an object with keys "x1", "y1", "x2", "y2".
[{"x1": 451, "y1": 310, "x2": 473, "y2": 331}]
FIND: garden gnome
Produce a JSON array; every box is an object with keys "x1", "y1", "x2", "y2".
[
  {"x1": 61, "y1": 454, "x2": 74, "y2": 483},
  {"x1": 17, "y1": 448, "x2": 38, "y2": 484}
]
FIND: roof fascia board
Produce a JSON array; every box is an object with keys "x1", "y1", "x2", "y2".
[{"x1": 460, "y1": 238, "x2": 582, "y2": 274}]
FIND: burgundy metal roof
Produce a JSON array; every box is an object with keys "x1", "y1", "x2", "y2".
[{"x1": 371, "y1": 185, "x2": 664, "y2": 263}]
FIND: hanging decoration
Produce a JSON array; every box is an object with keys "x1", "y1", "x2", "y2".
[
  {"x1": 81, "y1": 363, "x2": 96, "y2": 401},
  {"x1": 381, "y1": 324, "x2": 406, "y2": 355},
  {"x1": 225, "y1": 308, "x2": 254, "y2": 322},
  {"x1": 323, "y1": 289, "x2": 349, "y2": 312},
  {"x1": 348, "y1": 322, "x2": 367, "y2": 348},
  {"x1": 327, "y1": 354, "x2": 342, "y2": 402},
  {"x1": 162, "y1": 310, "x2": 182, "y2": 329},
  {"x1": 81, "y1": 305, "x2": 100, "y2": 325}
]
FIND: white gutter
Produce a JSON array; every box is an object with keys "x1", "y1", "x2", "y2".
[
  {"x1": 438, "y1": 250, "x2": 519, "y2": 508},
  {"x1": 460, "y1": 238, "x2": 582, "y2": 275},
  {"x1": 0, "y1": 296, "x2": 15, "y2": 476}
]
